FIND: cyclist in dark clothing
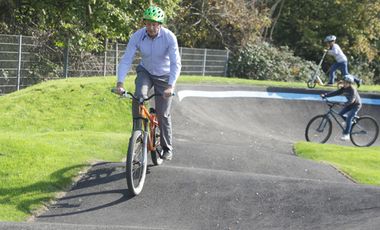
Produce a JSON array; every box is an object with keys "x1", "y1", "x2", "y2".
[{"x1": 321, "y1": 75, "x2": 362, "y2": 141}]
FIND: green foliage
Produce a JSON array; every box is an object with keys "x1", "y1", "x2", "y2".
[
  {"x1": 271, "y1": 0, "x2": 380, "y2": 84},
  {"x1": 228, "y1": 42, "x2": 317, "y2": 82},
  {"x1": 171, "y1": 0, "x2": 271, "y2": 50},
  {"x1": 2, "y1": 0, "x2": 180, "y2": 51}
]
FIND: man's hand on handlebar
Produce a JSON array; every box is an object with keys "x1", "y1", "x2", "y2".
[{"x1": 163, "y1": 86, "x2": 174, "y2": 98}]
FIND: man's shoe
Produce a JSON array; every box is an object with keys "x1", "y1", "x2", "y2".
[
  {"x1": 340, "y1": 134, "x2": 350, "y2": 141},
  {"x1": 162, "y1": 150, "x2": 173, "y2": 161}
]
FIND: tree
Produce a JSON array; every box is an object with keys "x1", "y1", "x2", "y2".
[
  {"x1": 273, "y1": 0, "x2": 380, "y2": 83},
  {"x1": 1, "y1": 0, "x2": 180, "y2": 51},
  {"x1": 170, "y1": 0, "x2": 271, "y2": 51}
]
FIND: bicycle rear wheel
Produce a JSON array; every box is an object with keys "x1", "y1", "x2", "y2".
[
  {"x1": 350, "y1": 116, "x2": 379, "y2": 147},
  {"x1": 151, "y1": 126, "x2": 163, "y2": 165},
  {"x1": 305, "y1": 115, "x2": 332, "y2": 143},
  {"x1": 126, "y1": 130, "x2": 147, "y2": 196}
]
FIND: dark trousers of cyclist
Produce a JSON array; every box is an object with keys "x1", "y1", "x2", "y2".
[
  {"x1": 328, "y1": 62, "x2": 348, "y2": 84},
  {"x1": 339, "y1": 104, "x2": 361, "y2": 135},
  {"x1": 328, "y1": 62, "x2": 361, "y2": 85},
  {"x1": 132, "y1": 65, "x2": 173, "y2": 151}
]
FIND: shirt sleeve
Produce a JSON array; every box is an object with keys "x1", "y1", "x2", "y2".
[
  {"x1": 327, "y1": 44, "x2": 338, "y2": 56},
  {"x1": 325, "y1": 88, "x2": 343, "y2": 97},
  {"x1": 117, "y1": 32, "x2": 139, "y2": 83},
  {"x1": 167, "y1": 32, "x2": 182, "y2": 87}
]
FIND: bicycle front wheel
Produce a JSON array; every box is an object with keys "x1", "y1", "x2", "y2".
[
  {"x1": 305, "y1": 115, "x2": 332, "y2": 143},
  {"x1": 126, "y1": 130, "x2": 147, "y2": 196},
  {"x1": 350, "y1": 116, "x2": 379, "y2": 147}
]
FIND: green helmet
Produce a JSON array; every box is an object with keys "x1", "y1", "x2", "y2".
[{"x1": 143, "y1": 5, "x2": 165, "y2": 23}]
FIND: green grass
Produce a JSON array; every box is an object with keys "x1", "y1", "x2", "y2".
[
  {"x1": 294, "y1": 142, "x2": 380, "y2": 185},
  {"x1": 0, "y1": 75, "x2": 379, "y2": 221},
  {"x1": 0, "y1": 76, "x2": 136, "y2": 221}
]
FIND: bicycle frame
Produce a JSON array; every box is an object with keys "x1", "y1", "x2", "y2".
[
  {"x1": 323, "y1": 105, "x2": 345, "y2": 131},
  {"x1": 136, "y1": 103, "x2": 159, "y2": 152}
]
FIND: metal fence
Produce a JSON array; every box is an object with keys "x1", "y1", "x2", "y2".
[{"x1": 0, "y1": 34, "x2": 229, "y2": 94}]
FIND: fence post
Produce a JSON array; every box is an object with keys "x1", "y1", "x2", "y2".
[
  {"x1": 16, "y1": 35, "x2": 22, "y2": 91},
  {"x1": 224, "y1": 50, "x2": 230, "y2": 77},
  {"x1": 63, "y1": 39, "x2": 69, "y2": 79},
  {"x1": 202, "y1": 48, "x2": 207, "y2": 76},
  {"x1": 115, "y1": 42, "x2": 119, "y2": 77},
  {"x1": 103, "y1": 38, "x2": 108, "y2": 76}
]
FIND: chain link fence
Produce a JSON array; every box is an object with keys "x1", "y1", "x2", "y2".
[{"x1": 0, "y1": 34, "x2": 229, "y2": 95}]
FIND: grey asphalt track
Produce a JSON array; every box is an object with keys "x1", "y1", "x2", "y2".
[{"x1": 2, "y1": 85, "x2": 380, "y2": 230}]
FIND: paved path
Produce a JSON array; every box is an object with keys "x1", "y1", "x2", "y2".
[{"x1": 2, "y1": 85, "x2": 380, "y2": 229}]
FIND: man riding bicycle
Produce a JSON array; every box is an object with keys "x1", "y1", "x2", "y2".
[
  {"x1": 321, "y1": 75, "x2": 362, "y2": 141},
  {"x1": 115, "y1": 5, "x2": 181, "y2": 160}
]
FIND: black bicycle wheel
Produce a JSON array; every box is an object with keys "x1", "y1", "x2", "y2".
[
  {"x1": 151, "y1": 126, "x2": 163, "y2": 165},
  {"x1": 126, "y1": 130, "x2": 147, "y2": 196},
  {"x1": 307, "y1": 79, "x2": 316, "y2": 88},
  {"x1": 305, "y1": 115, "x2": 332, "y2": 143},
  {"x1": 350, "y1": 116, "x2": 379, "y2": 147}
]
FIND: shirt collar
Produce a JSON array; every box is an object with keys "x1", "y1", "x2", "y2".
[{"x1": 144, "y1": 27, "x2": 162, "y2": 40}]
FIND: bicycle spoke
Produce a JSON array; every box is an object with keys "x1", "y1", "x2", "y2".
[
  {"x1": 306, "y1": 115, "x2": 332, "y2": 143},
  {"x1": 351, "y1": 116, "x2": 379, "y2": 147}
]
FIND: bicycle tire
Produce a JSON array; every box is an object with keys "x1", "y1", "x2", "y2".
[
  {"x1": 305, "y1": 115, "x2": 332, "y2": 143},
  {"x1": 126, "y1": 130, "x2": 147, "y2": 196},
  {"x1": 350, "y1": 116, "x2": 379, "y2": 147},
  {"x1": 307, "y1": 79, "x2": 316, "y2": 88},
  {"x1": 151, "y1": 126, "x2": 163, "y2": 165}
]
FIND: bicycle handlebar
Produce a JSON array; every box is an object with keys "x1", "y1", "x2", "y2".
[
  {"x1": 111, "y1": 88, "x2": 174, "y2": 103},
  {"x1": 321, "y1": 97, "x2": 342, "y2": 108}
]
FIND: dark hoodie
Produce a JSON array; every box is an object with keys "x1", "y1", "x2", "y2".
[{"x1": 325, "y1": 86, "x2": 362, "y2": 108}]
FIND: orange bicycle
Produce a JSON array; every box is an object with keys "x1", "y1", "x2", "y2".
[{"x1": 114, "y1": 90, "x2": 164, "y2": 195}]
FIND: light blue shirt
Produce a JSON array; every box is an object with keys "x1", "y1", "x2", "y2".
[
  {"x1": 328, "y1": 44, "x2": 347, "y2": 63},
  {"x1": 117, "y1": 27, "x2": 181, "y2": 86}
]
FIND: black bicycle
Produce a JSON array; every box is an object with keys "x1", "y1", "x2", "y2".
[{"x1": 305, "y1": 98, "x2": 379, "y2": 147}]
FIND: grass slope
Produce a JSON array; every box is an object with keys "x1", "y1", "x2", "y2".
[
  {"x1": 0, "y1": 77, "x2": 135, "y2": 221},
  {"x1": 295, "y1": 142, "x2": 380, "y2": 185}
]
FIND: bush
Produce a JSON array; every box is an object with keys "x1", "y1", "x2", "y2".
[{"x1": 228, "y1": 42, "x2": 317, "y2": 82}]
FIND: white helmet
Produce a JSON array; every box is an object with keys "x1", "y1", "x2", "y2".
[
  {"x1": 343, "y1": 75, "x2": 354, "y2": 83},
  {"x1": 324, "y1": 35, "x2": 336, "y2": 43}
]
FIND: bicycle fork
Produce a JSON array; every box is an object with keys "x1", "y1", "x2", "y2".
[{"x1": 139, "y1": 132, "x2": 149, "y2": 166}]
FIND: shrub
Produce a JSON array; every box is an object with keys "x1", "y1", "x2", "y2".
[{"x1": 228, "y1": 42, "x2": 317, "y2": 82}]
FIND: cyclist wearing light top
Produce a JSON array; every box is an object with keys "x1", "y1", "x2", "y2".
[
  {"x1": 321, "y1": 75, "x2": 362, "y2": 141},
  {"x1": 115, "y1": 5, "x2": 181, "y2": 161},
  {"x1": 324, "y1": 35, "x2": 361, "y2": 87}
]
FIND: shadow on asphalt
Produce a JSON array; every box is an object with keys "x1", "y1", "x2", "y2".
[{"x1": 37, "y1": 162, "x2": 134, "y2": 218}]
